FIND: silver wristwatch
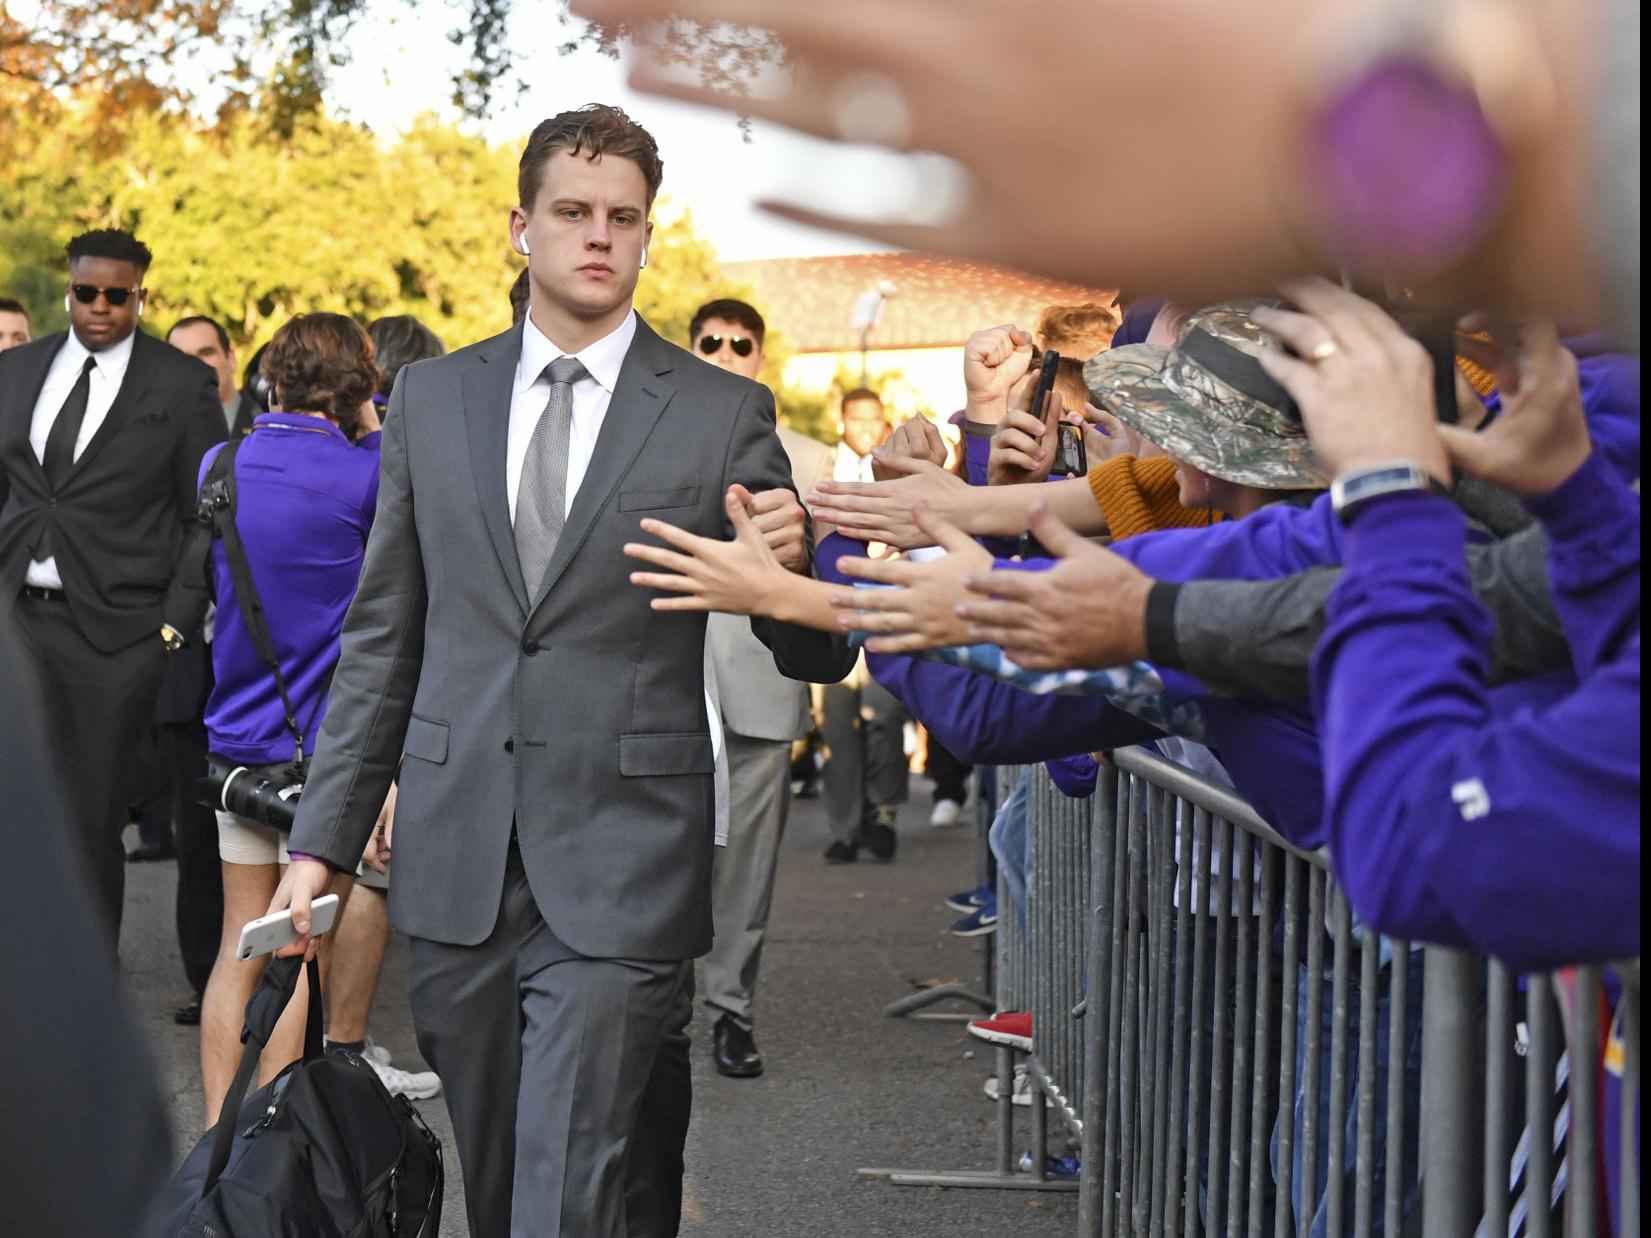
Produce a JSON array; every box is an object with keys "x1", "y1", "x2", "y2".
[{"x1": 1330, "y1": 461, "x2": 1443, "y2": 524}]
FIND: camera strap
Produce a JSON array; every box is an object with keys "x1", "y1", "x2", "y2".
[{"x1": 198, "y1": 441, "x2": 329, "y2": 764}]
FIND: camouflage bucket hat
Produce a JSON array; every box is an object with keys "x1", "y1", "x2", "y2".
[{"x1": 1082, "y1": 300, "x2": 1329, "y2": 490}]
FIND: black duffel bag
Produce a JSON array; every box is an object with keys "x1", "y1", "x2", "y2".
[{"x1": 159, "y1": 954, "x2": 442, "y2": 1237}]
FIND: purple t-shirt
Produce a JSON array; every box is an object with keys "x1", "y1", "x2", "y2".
[{"x1": 202, "y1": 414, "x2": 381, "y2": 765}]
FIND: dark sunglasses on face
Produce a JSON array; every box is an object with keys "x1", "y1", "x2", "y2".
[
  {"x1": 697, "y1": 334, "x2": 755, "y2": 358},
  {"x1": 70, "y1": 284, "x2": 141, "y2": 307}
]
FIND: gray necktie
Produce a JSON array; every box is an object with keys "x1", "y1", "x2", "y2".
[{"x1": 515, "y1": 355, "x2": 587, "y2": 598}]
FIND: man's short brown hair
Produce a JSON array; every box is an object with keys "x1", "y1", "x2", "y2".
[
  {"x1": 519, "y1": 104, "x2": 664, "y2": 211},
  {"x1": 1036, "y1": 301, "x2": 1119, "y2": 359}
]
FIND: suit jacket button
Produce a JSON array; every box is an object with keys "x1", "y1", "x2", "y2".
[
  {"x1": 504, "y1": 738, "x2": 514, "y2": 754},
  {"x1": 522, "y1": 640, "x2": 540, "y2": 656}
]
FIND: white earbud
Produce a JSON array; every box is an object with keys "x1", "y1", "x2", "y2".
[
  {"x1": 516, "y1": 233, "x2": 531, "y2": 257},
  {"x1": 136, "y1": 298, "x2": 144, "y2": 319},
  {"x1": 64, "y1": 294, "x2": 71, "y2": 314},
  {"x1": 639, "y1": 247, "x2": 648, "y2": 270}
]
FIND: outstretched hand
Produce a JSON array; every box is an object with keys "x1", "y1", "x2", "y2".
[
  {"x1": 828, "y1": 504, "x2": 991, "y2": 653},
  {"x1": 957, "y1": 504, "x2": 1154, "y2": 670},
  {"x1": 625, "y1": 485, "x2": 789, "y2": 614},
  {"x1": 807, "y1": 454, "x2": 969, "y2": 548},
  {"x1": 1439, "y1": 322, "x2": 1591, "y2": 498}
]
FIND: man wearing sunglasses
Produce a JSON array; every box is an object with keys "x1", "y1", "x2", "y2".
[
  {"x1": 689, "y1": 297, "x2": 834, "y2": 1080},
  {"x1": 0, "y1": 227, "x2": 225, "y2": 944}
]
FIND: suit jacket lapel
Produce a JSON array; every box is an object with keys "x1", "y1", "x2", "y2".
[
  {"x1": 463, "y1": 324, "x2": 531, "y2": 614},
  {"x1": 527, "y1": 318, "x2": 676, "y2": 616},
  {"x1": 70, "y1": 332, "x2": 156, "y2": 481},
  {"x1": 1, "y1": 336, "x2": 63, "y2": 481}
]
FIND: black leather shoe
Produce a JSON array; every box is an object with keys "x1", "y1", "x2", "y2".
[
  {"x1": 863, "y1": 806, "x2": 898, "y2": 861},
  {"x1": 712, "y1": 1015, "x2": 764, "y2": 1078},
  {"x1": 173, "y1": 999, "x2": 202, "y2": 1026},
  {"x1": 823, "y1": 840, "x2": 858, "y2": 864},
  {"x1": 126, "y1": 841, "x2": 175, "y2": 863}
]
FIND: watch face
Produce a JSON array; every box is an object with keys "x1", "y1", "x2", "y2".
[{"x1": 1308, "y1": 55, "x2": 1508, "y2": 272}]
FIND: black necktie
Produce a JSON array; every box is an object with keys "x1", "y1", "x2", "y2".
[
  {"x1": 35, "y1": 356, "x2": 96, "y2": 562},
  {"x1": 43, "y1": 356, "x2": 96, "y2": 489}
]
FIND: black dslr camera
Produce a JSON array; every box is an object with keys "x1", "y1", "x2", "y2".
[{"x1": 202, "y1": 755, "x2": 307, "y2": 832}]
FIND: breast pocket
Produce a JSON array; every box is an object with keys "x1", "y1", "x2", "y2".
[{"x1": 619, "y1": 485, "x2": 700, "y2": 512}]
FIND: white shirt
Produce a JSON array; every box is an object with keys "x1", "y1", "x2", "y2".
[
  {"x1": 832, "y1": 442, "x2": 876, "y2": 484},
  {"x1": 505, "y1": 309, "x2": 729, "y2": 844},
  {"x1": 507, "y1": 308, "x2": 637, "y2": 523},
  {"x1": 26, "y1": 330, "x2": 137, "y2": 589}
]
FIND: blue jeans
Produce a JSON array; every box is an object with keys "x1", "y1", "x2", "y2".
[
  {"x1": 1271, "y1": 943, "x2": 1425, "y2": 1236},
  {"x1": 986, "y1": 771, "x2": 1032, "y2": 928}
]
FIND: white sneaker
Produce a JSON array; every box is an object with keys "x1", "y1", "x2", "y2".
[
  {"x1": 929, "y1": 799, "x2": 963, "y2": 828},
  {"x1": 368, "y1": 1057, "x2": 443, "y2": 1100},
  {"x1": 983, "y1": 1068, "x2": 1034, "y2": 1107},
  {"x1": 361, "y1": 1036, "x2": 393, "y2": 1069}
]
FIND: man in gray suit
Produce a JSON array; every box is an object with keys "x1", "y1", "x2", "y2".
[
  {"x1": 689, "y1": 298, "x2": 834, "y2": 1079},
  {"x1": 270, "y1": 105, "x2": 853, "y2": 1237}
]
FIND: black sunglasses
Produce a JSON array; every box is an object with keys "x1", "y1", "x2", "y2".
[
  {"x1": 70, "y1": 284, "x2": 141, "y2": 307},
  {"x1": 697, "y1": 334, "x2": 755, "y2": 358}
]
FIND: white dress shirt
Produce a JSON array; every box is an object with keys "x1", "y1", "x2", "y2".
[
  {"x1": 506, "y1": 309, "x2": 729, "y2": 843},
  {"x1": 507, "y1": 308, "x2": 637, "y2": 523},
  {"x1": 832, "y1": 442, "x2": 876, "y2": 484},
  {"x1": 26, "y1": 330, "x2": 137, "y2": 589}
]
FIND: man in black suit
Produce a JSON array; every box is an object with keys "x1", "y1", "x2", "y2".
[{"x1": 0, "y1": 228, "x2": 225, "y2": 943}]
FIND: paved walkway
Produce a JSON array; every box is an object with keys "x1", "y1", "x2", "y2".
[{"x1": 123, "y1": 781, "x2": 1079, "y2": 1236}]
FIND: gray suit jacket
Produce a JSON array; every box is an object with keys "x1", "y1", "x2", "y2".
[
  {"x1": 288, "y1": 316, "x2": 854, "y2": 958},
  {"x1": 706, "y1": 425, "x2": 834, "y2": 743}
]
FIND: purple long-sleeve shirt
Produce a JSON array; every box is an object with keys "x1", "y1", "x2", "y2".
[
  {"x1": 202, "y1": 414, "x2": 381, "y2": 765},
  {"x1": 1310, "y1": 450, "x2": 1639, "y2": 970}
]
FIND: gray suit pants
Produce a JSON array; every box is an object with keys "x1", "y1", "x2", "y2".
[
  {"x1": 410, "y1": 840, "x2": 680, "y2": 1238},
  {"x1": 704, "y1": 734, "x2": 792, "y2": 1030},
  {"x1": 821, "y1": 674, "x2": 909, "y2": 845}
]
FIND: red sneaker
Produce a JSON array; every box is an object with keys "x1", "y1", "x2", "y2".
[{"x1": 968, "y1": 1010, "x2": 1033, "y2": 1051}]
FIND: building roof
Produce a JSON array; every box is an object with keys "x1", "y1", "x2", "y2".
[{"x1": 721, "y1": 253, "x2": 1117, "y2": 354}]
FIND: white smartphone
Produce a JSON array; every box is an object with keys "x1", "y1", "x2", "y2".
[{"x1": 236, "y1": 894, "x2": 340, "y2": 962}]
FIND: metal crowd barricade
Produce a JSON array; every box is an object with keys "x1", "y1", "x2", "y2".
[
  {"x1": 860, "y1": 744, "x2": 1641, "y2": 1230},
  {"x1": 1076, "y1": 746, "x2": 1640, "y2": 1238}
]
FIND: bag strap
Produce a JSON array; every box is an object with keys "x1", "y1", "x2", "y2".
[
  {"x1": 202, "y1": 953, "x2": 323, "y2": 1194},
  {"x1": 200, "y1": 438, "x2": 324, "y2": 764}
]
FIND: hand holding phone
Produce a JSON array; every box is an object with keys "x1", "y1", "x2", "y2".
[{"x1": 237, "y1": 893, "x2": 340, "y2": 961}]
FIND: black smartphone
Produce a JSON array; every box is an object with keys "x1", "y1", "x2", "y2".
[{"x1": 1028, "y1": 350, "x2": 1088, "y2": 477}]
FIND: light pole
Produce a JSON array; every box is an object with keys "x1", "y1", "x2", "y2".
[{"x1": 850, "y1": 279, "x2": 898, "y2": 388}]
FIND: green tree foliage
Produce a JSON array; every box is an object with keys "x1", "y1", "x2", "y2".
[{"x1": 0, "y1": 104, "x2": 763, "y2": 366}]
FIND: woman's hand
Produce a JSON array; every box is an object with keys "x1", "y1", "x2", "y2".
[
  {"x1": 827, "y1": 504, "x2": 991, "y2": 653},
  {"x1": 625, "y1": 485, "x2": 790, "y2": 614},
  {"x1": 364, "y1": 782, "x2": 396, "y2": 873},
  {"x1": 988, "y1": 386, "x2": 1067, "y2": 486}
]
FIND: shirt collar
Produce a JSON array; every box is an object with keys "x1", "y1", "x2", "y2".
[
  {"x1": 518, "y1": 309, "x2": 637, "y2": 397},
  {"x1": 254, "y1": 411, "x2": 351, "y2": 443},
  {"x1": 62, "y1": 327, "x2": 136, "y2": 382}
]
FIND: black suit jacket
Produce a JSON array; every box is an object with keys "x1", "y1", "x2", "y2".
[{"x1": 0, "y1": 329, "x2": 226, "y2": 652}]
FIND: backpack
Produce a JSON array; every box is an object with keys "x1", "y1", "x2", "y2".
[{"x1": 158, "y1": 955, "x2": 443, "y2": 1237}]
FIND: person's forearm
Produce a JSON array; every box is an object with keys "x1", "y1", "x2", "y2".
[
  {"x1": 762, "y1": 573, "x2": 844, "y2": 632},
  {"x1": 955, "y1": 475, "x2": 1107, "y2": 538}
]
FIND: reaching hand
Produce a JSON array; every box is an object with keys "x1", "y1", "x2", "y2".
[
  {"x1": 1438, "y1": 322, "x2": 1591, "y2": 498},
  {"x1": 827, "y1": 504, "x2": 992, "y2": 653},
  {"x1": 743, "y1": 486, "x2": 810, "y2": 572},
  {"x1": 625, "y1": 486, "x2": 789, "y2": 614},
  {"x1": 1253, "y1": 277, "x2": 1448, "y2": 484},
  {"x1": 956, "y1": 505, "x2": 1154, "y2": 670},
  {"x1": 1082, "y1": 403, "x2": 1141, "y2": 464},
  {"x1": 876, "y1": 415, "x2": 949, "y2": 481},
  {"x1": 807, "y1": 454, "x2": 969, "y2": 549}
]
